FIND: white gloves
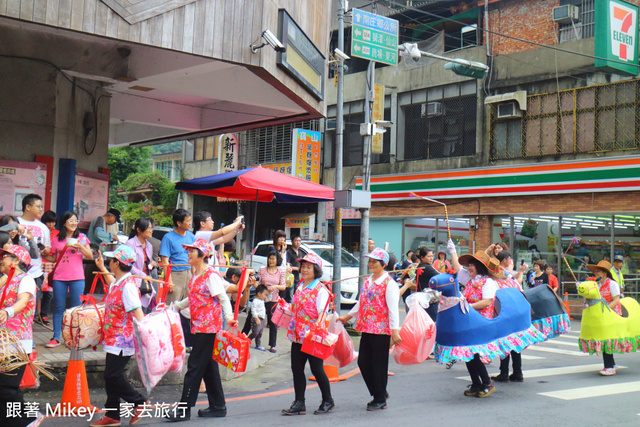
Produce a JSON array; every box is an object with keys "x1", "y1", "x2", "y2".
[{"x1": 447, "y1": 239, "x2": 457, "y2": 254}]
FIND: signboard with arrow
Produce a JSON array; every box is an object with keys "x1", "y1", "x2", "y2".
[{"x1": 351, "y1": 8, "x2": 399, "y2": 66}]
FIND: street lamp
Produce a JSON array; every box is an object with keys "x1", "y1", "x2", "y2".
[{"x1": 398, "y1": 42, "x2": 489, "y2": 78}]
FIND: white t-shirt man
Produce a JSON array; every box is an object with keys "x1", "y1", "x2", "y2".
[{"x1": 17, "y1": 217, "x2": 50, "y2": 279}]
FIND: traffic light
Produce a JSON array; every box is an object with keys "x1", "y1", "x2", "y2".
[{"x1": 444, "y1": 61, "x2": 489, "y2": 79}]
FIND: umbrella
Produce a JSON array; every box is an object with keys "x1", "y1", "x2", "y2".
[{"x1": 175, "y1": 166, "x2": 335, "y2": 256}]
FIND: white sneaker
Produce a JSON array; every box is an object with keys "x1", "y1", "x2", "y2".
[{"x1": 599, "y1": 368, "x2": 616, "y2": 376}]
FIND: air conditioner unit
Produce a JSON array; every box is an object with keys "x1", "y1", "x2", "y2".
[
  {"x1": 496, "y1": 101, "x2": 522, "y2": 119},
  {"x1": 461, "y1": 25, "x2": 478, "y2": 49},
  {"x1": 553, "y1": 5, "x2": 579, "y2": 24},
  {"x1": 421, "y1": 102, "x2": 444, "y2": 117}
]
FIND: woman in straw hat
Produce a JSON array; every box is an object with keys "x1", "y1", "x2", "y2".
[
  {"x1": 0, "y1": 245, "x2": 43, "y2": 426},
  {"x1": 586, "y1": 260, "x2": 621, "y2": 376}
]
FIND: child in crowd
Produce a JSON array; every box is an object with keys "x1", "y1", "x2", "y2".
[
  {"x1": 545, "y1": 265, "x2": 559, "y2": 293},
  {"x1": 248, "y1": 284, "x2": 268, "y2": 350}
]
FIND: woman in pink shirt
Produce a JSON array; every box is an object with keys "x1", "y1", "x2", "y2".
[
  {"x1": 44, "y1": 211, "x2": 93, "y2": 348},
  {"x1": 259, "y1": 251, "x2": 286, "y2": 353},
  {"x1": 125, "y1": 218, "x2": 157, "y2": 311}
]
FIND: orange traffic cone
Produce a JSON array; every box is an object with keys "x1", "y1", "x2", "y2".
[
  {"x1": 309, "y1": 364, "x2": 347, "y2": 383},
  {"x1": 564, "y1": 292, "x2": 573, "y2": 320},
  {"x1": 60, "y1": 349, "x2": 96, "y2": 415}
]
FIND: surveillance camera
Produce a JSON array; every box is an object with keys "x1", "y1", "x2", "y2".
[
  {"x1": 399, "y1": 43, "x2": 421, "y2": 63},
  {"x1": 375, "y1": 120, "x2": 393, "y2": 129},
  {"x1": 262, "y1": 29, "x2": 286, "y2": 52},
  {"x1": 334, "y1": 48, "x2": 350, "y2": 61}
]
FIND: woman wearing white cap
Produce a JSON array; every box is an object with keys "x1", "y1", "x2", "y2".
[
  {"x1": 166, "y1": 239, "x2": 237, "y2": 422},
  {"x1": 338, "y1": 247, "x2": 400, "y2": 411},
  {"x1": 0, "y1": 245, "x2": 42, "y2": 426}
]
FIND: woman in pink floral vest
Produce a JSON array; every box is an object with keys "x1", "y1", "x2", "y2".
[
  {"x1": 338, "y1": 248, "x2": 401, "y2": 411},
  {"x1": 166, "y1": 239, "x2": 237, "y2": 422},
  {"x1": 282, "y1": 253, "x2": 333, "y2": 416},
  {"x1": 0, "y1": 245, "x2": 42, "y2": 426}
]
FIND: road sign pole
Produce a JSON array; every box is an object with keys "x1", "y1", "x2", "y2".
[{"x1": 333, "y1": 0, "x2": 345, "y2": 310}]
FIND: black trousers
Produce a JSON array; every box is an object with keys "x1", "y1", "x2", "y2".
[
  {"x1": 180, "y1": 313, "x2": 195, "y2": 348},
  {"x1": 0, "y1": 365, "x2": 35, "y2": 427},
  {"x1": 358, "y1": 333, "x2": 391, "y2": 403},
  {"x1": 264, "y1": 301, "x2": 278, "y2": 348},
  {"x1": 499, "y1": 351, "x2": 522, "y2": 375},
  {"x1": 104, "y1": 352, "x2": 147, "y2": 420},
  {"x1": 466, "y1": 354, "x2": 491, "y2": 387},
  {"x1": 242, "y1": 307, "x2": 253, "y2": 335},
  {"x1": 603, "y1": 352, "x2": 616, "y2": 369},
  {"x1": 290, "y1": 342, "x2": 332, "y2": 402},
  {"x1": 180, "y1": 333, "x2": 225, "y2": 408}
]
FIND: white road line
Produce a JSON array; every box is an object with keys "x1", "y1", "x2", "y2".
[
  {"x1": 539, "y1": 381, "x2": 640, "y2": 400},
  {"x1": 528, "y1": 346, "x2": 588, "y2": 356},
  {"x1": 521, "y1": 354, "x2": 544, "y2": 360},
  {"x1": 564, "y1": 331, "x2": 581, "y2": 336},
  {"x1": 543, "y1": 338, "x2": 579, "y2": 347},
  {"x1": 455, "y1": 364, "x2": 624, "y2": 381}
]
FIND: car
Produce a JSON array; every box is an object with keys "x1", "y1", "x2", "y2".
[{"x1": 250, "y1": 240, "x2": 360, "y2": 305}]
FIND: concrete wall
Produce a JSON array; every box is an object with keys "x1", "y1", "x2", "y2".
[{"x1": 0, "y1": 58, "x2": 110, "y2": 211}]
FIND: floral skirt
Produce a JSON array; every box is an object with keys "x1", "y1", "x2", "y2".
[
  {"x1": 531, "y1": 313, "x2": 571, "y2": 340},
  {"x1": 579, "y1": 336, "x2": 640, "y2": 355},
  {"x1": 435, "y1": 326, "x2": 546, "y2": 364}
]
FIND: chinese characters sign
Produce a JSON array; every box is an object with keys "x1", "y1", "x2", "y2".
[
  {"x1": 595, "y1": 0, "x2": 639, "y2": 76},
  {"x1": 265, "y1": 162, "x2": 293, "y2": 175},
  {"x1": 219, "y1": 134, "x2": 239, "y2": 173},
  {"x1": 372, "y1": 84, "x2": 385, "y2": 154},
  {"x1": 291, "y1": 129, "x2": 321, "y2": 183},
  {"x1": 285, "y1": 217, "x2": 310, "y2": 228},
  {"x1": 351, "y1": 8, "x2": 399, "y2": 66},
  {"x1": 0, "y1": 160, "x2": 47, "y2": 215}
]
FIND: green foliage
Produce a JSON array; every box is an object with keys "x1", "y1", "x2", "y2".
[
  {"x1": 121, "y1": 201, "x2": 173, "y2": 232},
  {"x1": 118, "y1": 171, "x2": 179, "y2": 208},
  {"x1": 108, "y1": 146, "x2": 153, "y2": 187},
  {"x1": 150, "y1": 141, "x2": 183, "y2": 155}
]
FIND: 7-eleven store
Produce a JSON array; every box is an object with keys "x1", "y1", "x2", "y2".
[{"x1": 355, "y1": 155, "x2": 640, "y2": 294}]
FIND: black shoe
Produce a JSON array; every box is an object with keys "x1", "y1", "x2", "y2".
[
  {"x1": 282, "y1": 401, "x2": 306, "y2": 415},
  {"x1": 198, "y1": 406, "x2": 227, "y2": 418},
  {"x1": 165, "y1": 406, "x2": 190, "y2": 422},
  {"x1": 463, "y1": 384, "x2": 483, "y2": 396},
  {"x1": 477, "y1": 384, "x2": 495, "y2": 398},
  {"x1": 314, "y1": 399, "x2": 335, "y2": 415},
  {"x1": 366, "y1": 401, "x2": 387, "y2": 411},
  {"x1": 41, "y1": 317, "x2": 50, "y2": 326},
  {"x1": 491, "y1": 373, "x2": 510, "y2": 383},
  {"x1": 509, "y1": 373, "x2": 524, "y2": 382}
]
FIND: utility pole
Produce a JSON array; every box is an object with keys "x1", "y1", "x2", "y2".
[{"x1": 332, "y1": 0, "x2": 345, "y2": 309}]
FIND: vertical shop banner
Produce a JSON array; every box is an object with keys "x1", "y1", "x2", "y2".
[
  {"x1": 218, "y1": 134, "x2": 239, "y2": 173},
  {"x1": 291, "y1": 129, "x2": 321, "y2": 183},
  {"x1": 74, "y1": 170, "x2": 109, "y2": 228},
  {"x1": 372, "y1": 84, "x2": 385, "y2": 154},
  {"x1": 0, "y1": 160, "x2": 47, "y2": 215},
  {"x1": 595, "y1": 0, "x2": 639, "y2": 76}
]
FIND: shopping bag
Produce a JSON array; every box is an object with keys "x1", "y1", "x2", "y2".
[
  {"x1": 41, "y1": 262, "x2": 54, "y2": 292},
  {"x1": 212, "y1": 267, "x2": 252, "y2": 373},
  {"x1": 165, "y1": 308, "x2": 186, "y2": 373},
  {"x1": 324, "y1": 313, "x2": 358, "y2": 367},
  {"x1": 394, "y1": 293, "x2": 436, "y2": 365},
  {"x1": 301, "y1": 326, "x2": 339, "y2": 360},
  {"x1": 271, "y1": 298, "x2": 293, "y2": 329},
  {"x1": 19, "y1": 351, "x2": 40, "y2": 390},
  {"x1": 133, "y1": 306, "x2": 176, "y2": 394},
  {"x1": 62, "y1": 275, "x2": 105, "y2": 350}
]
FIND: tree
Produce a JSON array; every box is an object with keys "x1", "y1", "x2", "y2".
[{"x1": 108, "y1": 146, "x2": 153, "y2": 188}]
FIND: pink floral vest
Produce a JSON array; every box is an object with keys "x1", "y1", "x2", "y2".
[
  {"x1": 103, "y1": 275, "x2": 140, "y2": 349},
  {"x1": 189, "y1": 267, "x2": 223, "y2": 334},
  {"x1": 599, "y1": 278, "x2": 622, "y2": 315},
  {"x1": 287, "y1": 280, "x2": 321, "y2": 343},
  {"x1": 1, "y1": 272, "x2": 34, "y2": 341},
  {"x1": 497, "y1": 278, "x2": 522, "y2": 292},
  {"x1": 463, "y1": 276, "x2": 494, "y2": 319},
  {"x1": 356, "y1": 275, "x2": 391, "y2": 335}
]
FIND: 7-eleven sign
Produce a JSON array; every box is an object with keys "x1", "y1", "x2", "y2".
[{"x1": 596, "y1": 0, "x2": 639, "y2": 76}]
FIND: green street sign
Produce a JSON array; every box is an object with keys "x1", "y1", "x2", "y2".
[{"x1": 351, "y1": 8, "x2": 399, "y2": 66}]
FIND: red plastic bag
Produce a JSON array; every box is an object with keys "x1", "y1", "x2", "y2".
[
  {"x1": 20, "y1": 351, "x2": 39, "y2": 390},
  {"x1": 394, "y1": 294, "x2": 437, "y2": 365},
  {"x1": 301, "y1": 326, "x2": 338, "y2": 360},
  {"x1": 325, "y1": 313, "x2": 358, "y2": 367},
  {"x1": 213, "y1": 329, "x2": 251, "y2": 373}
]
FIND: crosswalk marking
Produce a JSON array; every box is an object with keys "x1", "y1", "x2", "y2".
[
  {"x1": 455, "y1": 364, "x2": 624, "y2": 381},
  {"x1": 528, "y1": 345, "x2": 588, "y2": 357},
  {"x1": 521, "y1": 354, "x2": 544, "y2": 360},
  {"x1": 543, "y1": 338, "x2": 579, "y2": 347},
  {"x1": 539, "y1": 381, "x2": 640, "y2": 400}
]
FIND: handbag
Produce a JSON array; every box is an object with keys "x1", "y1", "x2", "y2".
[
  {"x1": 271, "y1": 298, "x2": 293, "y2": 329},
  {"x1": 19, "y1": 351, "x2": 40, "y2": 390},
  {"x1": 213, "y1": 267, "x2": 251, "y2": 373},
  {"x1": 47, "y1": 243, "x2": 68, "y2": 285},
  {"x1": 62, "y1": 274, "x2": 106, "y2": 350},
  {"x1": 285, "y1": 272, "x2": 295, "y2": 288},
  {"x1": 300, "y1": 284, "x2": 338, "y2": 360}
]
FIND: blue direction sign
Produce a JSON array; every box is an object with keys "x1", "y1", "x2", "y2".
[{"x1": 351, "y1": 8, "x2": 399, "y2": 66}]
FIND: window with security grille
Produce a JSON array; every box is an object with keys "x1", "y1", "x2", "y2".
[
  {"x1": 156, "y1": 161, "x2": 172, "y2": 179},
  {"x1": 558, "y1": 0, "x2": 594, "y2": 42},
  {"x1": 399, "y1": 82, "x2": 477, "y2": 160}
]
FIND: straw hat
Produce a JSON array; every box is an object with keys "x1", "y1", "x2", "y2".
[
  {"x1": 458, "y1": 251, "x2": 491, "y2": 275},
  {"x1": 586, "y1": 260, "x2": 613, "y2": 279},
  {"x1": 486, "y1": 258, "x2": 506, "y2": 280}
]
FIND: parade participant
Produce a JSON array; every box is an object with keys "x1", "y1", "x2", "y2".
[
  {"x1": 44, "y1": 211, "x2": 93, "y2": 348},
  {"x1": 283, "y1": 253, "x2": 333, "y2": 415},
  {"x1": 415, "y1": 247, "x2": 440, "y2": 322},
  {"x1": 449, "y1": 246, "x2": 499, "y2": 398},
  {"x1": 611, "y1": 255, "x2": 625, "y2": 292},
  {"x1": 433, "y1": 251, "x2": 451, "y2": 273},
  {"x1": 87, "y1": 209, "x2": 120, "y2": 250},
  {"x1": 586, "y1": 260, "x2": 621, "y2": 375},
  {"x1": 338, "y1": 248, "x2": 400, "y2": 411},
  {"x1": 125, "y1": 218, "x2": 157, "y2": 312},
  {"x1": 0, "y1": 245, "x2": 42, "y2": 426},
  {"x1": 259, "y1": 251, "x2": 286, "y2": 353},
  {"x1": 166, "y1": 239, "x2": 237, "y2": 421},
  {"x1": 90, "y1": 246, "x2": 147, "y2": 427}
]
